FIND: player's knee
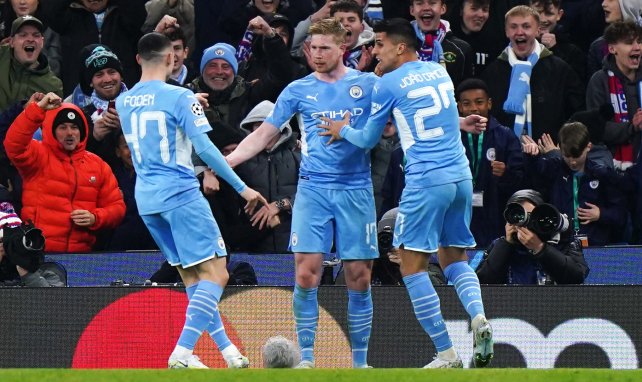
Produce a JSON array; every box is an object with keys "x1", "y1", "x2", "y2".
[
  {"x1": 296, "y1": 269, "x2": 320, "y2": 288},
  {"x1": 344, "y1": 269, "x2": 371, "y2": 288}
]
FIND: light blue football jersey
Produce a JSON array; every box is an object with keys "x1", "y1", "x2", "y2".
[
  {"x1": 116, "y1": 80, "x2": 211, "y2": 214},
  {"x1": 343, "y1": 61, "x2": 471, "y2": 188},
  {"x1": 266, "y1": 69, "x2": 377, "y2": 189}
]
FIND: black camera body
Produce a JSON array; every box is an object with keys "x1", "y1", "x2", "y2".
[
  {"x1": 3, "y1": 221, "x2": 45, "y2": 273},
  {"x1": 503, "y1": 202, "x2": 571, "y2": 239}
]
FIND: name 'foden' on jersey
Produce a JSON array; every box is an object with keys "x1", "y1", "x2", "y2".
[{"x1": 123, "y1": 94, "x2": 156, "y2": 107}]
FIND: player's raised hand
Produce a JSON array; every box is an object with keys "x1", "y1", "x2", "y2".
[
  {"x1": 36, "y1": 92, "x2": 62, "y2": 110},
  {"x1": 240, "y1": 187, "x2": 268, "y2": 215},
  {"x1": 460, "y1": 114, "x2": 487, "y2": 134},
  {"x1": 318, "y1": 111, "x2": 350, "y2": 144}
]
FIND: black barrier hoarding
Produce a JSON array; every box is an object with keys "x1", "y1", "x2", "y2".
[{"x1": 0, "y1": 286, "x2": 640, "y2": 368}]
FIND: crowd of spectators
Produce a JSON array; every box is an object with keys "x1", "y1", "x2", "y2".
[{"x1": 0, "y1": 0, "x2": 640, "y2": 286}]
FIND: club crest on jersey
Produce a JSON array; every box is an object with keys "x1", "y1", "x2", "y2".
[
  {"x1": 191, "y1": 102, "x2": 204, "y2": 116},
  {"x1": 291, "y1": 233, "x2": 298, "y2": 247},
  {"x1": 217, "y1": 237, "x2": 226, "y2": 250},
  {"x1": 486, "y1": 148, "x2": 496, "y2": 161},
  {"x1": 349, "y1": 85, "x2": 363, "y2": 99}
]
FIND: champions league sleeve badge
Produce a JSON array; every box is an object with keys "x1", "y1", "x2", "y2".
[{"x1": 190, "y1": 102, "x2": 204, "y2": 116}]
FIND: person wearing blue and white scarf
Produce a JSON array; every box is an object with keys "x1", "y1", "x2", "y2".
[
  {"x1": 481, "y1": 6, "x2": 584, "y2": 144},
  {"x1": 503, "y1": 42, "x2": 541, "y2": 137},
  {"x1": 77, "y1": 44, "x2": 129, "y2": 169}
]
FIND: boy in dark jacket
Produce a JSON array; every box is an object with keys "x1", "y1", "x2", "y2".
[
  {"x1": 522, "y1": 122, "x2": 627, "y2": 246},
  {"x1": 456, "y1": 78, "x2": 524, "y2": 248}
]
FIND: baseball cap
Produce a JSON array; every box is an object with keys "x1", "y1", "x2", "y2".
[{"x1": 11, "y1": 15, "x2": 44, "y2": 37}]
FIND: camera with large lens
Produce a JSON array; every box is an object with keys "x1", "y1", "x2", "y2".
[
  {"x1": 377, "y1": 207, "x2": 397, "y2": 258},
  {"x1": 503, "y1": 202, "x2": 570, "y2": 238}
]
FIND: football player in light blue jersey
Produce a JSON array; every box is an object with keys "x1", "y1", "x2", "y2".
[
  {"x1": 227, "y1": 18, "x2": 377, "y2": 369},
  {"x1": 116, "y1": 33, "x2": 267, "y2": 369},
  {"x1": 318, "y1": 18, "x2": 494, "y2": 368}
]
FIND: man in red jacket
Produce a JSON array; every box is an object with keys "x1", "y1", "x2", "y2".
[{"x1": 4, "y1": 92, "x2": 125, "y2": 252}]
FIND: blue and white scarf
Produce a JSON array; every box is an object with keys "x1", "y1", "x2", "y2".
[
  {"x1": 503, "y1": 43, "x2": 541, "y2": 137},
  {"x1": 171, "y1": 65, "x2": 189, "y2": 85},
  {"x1": 71, "y1": 85, "x2": 92, "y2": 108},
  {"x1": 90, "y1": 82, "x2": 128, "y2": 115}
]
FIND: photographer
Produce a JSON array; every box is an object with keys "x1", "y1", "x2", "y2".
[
  {"x1": 476, "y1": 189, "x2": 589, "y2": 285},
  {"x1": 372, "y1": 207, "x2": 402, "y2": 285},
  {"x1": 0, "y1": 199, "x2": 64, "y2": 287}
]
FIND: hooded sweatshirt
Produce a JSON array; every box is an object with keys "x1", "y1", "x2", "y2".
[{"x1": 4, "y1": 102, "x2": 125, "y2": 252}]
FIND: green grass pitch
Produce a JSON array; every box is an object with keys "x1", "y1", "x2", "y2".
[{"x1": 0, "y1": 369, "x2": 640, "y2": 382}]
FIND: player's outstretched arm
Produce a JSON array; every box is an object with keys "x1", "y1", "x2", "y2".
[
  {"x1": 226, "y1": 122, "x2": 281, "y2": 168},
  {"x1": 191, "y1": 132, "x2": 248, "y2": 193},
  {"x1": 191, "y1": 132, "x2": 268, "y2": 214},
  {"x1": 239, "y1": 187, "x2": 268, "y2": 216},
  {"x1": 460, "y1": 115, "x2": 487, "y2": 134}
]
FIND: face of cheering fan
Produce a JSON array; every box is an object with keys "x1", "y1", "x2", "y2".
[
  {"x1": 55, "y1": 122, "x2": 82, "y2": 151},
  {"x1": 505, "y1": 14, "x2": 539, "y2": 59},
  {"x1": 170, "y1": 39, "x2": 188, "y2": 74},
  {"x1": 602, "y1": 0, "x2": 623, "y2": 24},
  {"x1": 10, "y1": 24, "x2": 44, "y2": 68},
  {"x1": 11, "y1": 0, "x2": 39, "y2": 17},
  {"x1": 410, "y1": 0, "x2": 446, "y2": 33},
  {"x1": 333, "y1": 11, "x2": 364, "y2": 49},
  {"x1": 609, "y1": 35, "x2": 642, "y2": 74},
  {"x1": 531, "y1": 1, "x2": 563, "y2": 35},
  {"x1": 202, "y1": 59, "x2": 235, "y2": 91},
  {"x1": 254, "y1": 0, "x2": 280, "y2": 14},
  {"x1": 461, "y1": 0, "x2": 489, "y2": 34},
  {"x1": 458, "y1": 89, "x2": 492, "y2": 119},
  {"x1": 91, "y1": 68, "x2": 122, "y2": 100}
]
